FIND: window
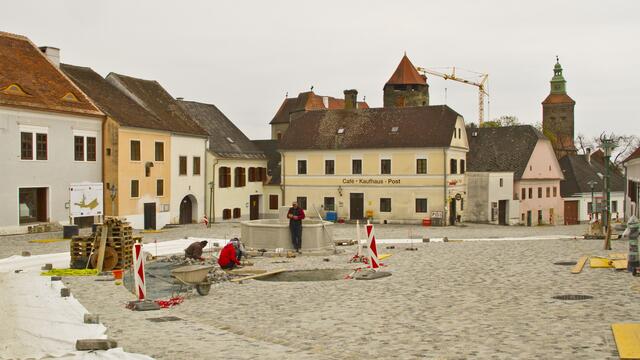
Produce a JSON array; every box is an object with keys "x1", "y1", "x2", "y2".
[
  {"x1": 248, "y1": 167, "x2": 256, "y2": 182},
  {"x1": 296, "y1": 196, "x2": 307, "y2": 210},
  {"x1": 130, "y1": 140, "x2": 140, "y2": 161},
  {"x1": 86, "y1": 137, "x2": 96, "y2": 161},
  {"x1": 297, "y1": 160, "x2": 307, "y2": 175},
  {"x1": 458, "y1": 128, "x2": 462, "y2": 138},
  {"x1": 20, "y1": 127, "x2": 48, "y2": 161},
  {"x1": 234, "y1": 167, "x2": 246, "y2": 187},
  {"x1": 130, "y1": 180, "x2": 139, "y2": 198},
  {"x1": 219, "y1": 167, "x2": 231, "y2": 188},
  {"x1": 546, "y1": 187, "x2": 550, "y2": 198},
  {"x1": 453, "y1": 129, "x2": 457, "y2": 139},
  {"x1": 612, "y1": 201, "x2": 618, "y2": 213},
  {"x1": 222, "y1": 209, "x2": 231, "y2": 220},
  {"x1": 416, "y1": 198, "x2": 427, "y2": 213},
  {"x1": 106, "y1": 148, "x2": 111, "y2": 156},
  {"x1": 157, "y1": 179, "x2": 164, "y2": 196},
  {"x1": 179, "y1": 156, "x2": 187, "y2": 175},
  {"x1": 538, "y1": 187, "x2": 542, "y2": 198},
  {"x1": 155, "y1": 142, "x2": 164, "y2": 161},
  {"x1": 499, "y1": 178, "x2": 504, "y2": 187},
  {"x1": 269, "y1": 195, "x2": 279, "y2": 210},
  {"x1": 416, "y1": 158, "x2": 427, "y2": 174},
  {"x1": 521, "y1": 188, "x2": 526, "y2": 200},
  {"x1": 553, "y1": 187, "x2": 557, "y2": 197},
  {"x1": 21, "y1": 132, "x2": 33, "y2": 160},
  {"x1": 538, "y1": 210, "x2": 543, "y2": 224},
  {"x1": 325, "y1": 160, "x2": 335, "y2": 175},
  {"x1": 460, "y1": 159, "x2": 465, "y2": 174},
  {"x1": 233, "y1": 208, "x2": 241, "y2": 218},
  {"x1": 75, "y1": 136, "x2": 84, "y2": 161},
  {"x1": 352, "y1": 159, "x2": 362, "y2": 174},
  {"x1": 380, "y1": 198, "x2": 391, "y2": 212},
  {"x1": 381, "y1": 159, "x2": 391, "y2": 174},
  {"x1": 324, "y1": 197, "x2": 335, "y2": 211},
  {"x1": 528, "y1": 188, "x2": 533, "y2": 199},
  {"x1": 588, "y1": 202, "x2": 593, "y2": 214},
  {"x1": 193, "y1": 157, "x2": 201, "y2": 175},
  {"x1": 36, "y1": 134, "x2": 48, "y2": 160},
  {"x1": 450, "y1": 159, "x2": 458, "y2": 174}
]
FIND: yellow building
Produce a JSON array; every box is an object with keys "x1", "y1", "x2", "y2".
[
  {"x1": 62, "y1": 65, "x2": 206, "y2": 229},
  {"x1": 279, "y1": 100, "x2": 468, "y2": 224}
]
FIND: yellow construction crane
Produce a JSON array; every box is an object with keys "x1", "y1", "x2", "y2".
[{"x1": 416, "y1": 66, "x2": 489, "y2": 126}]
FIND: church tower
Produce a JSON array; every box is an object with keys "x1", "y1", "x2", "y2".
[
  {"x1": 383, "y1": 54, "x2": 429, "y2": 108},
  {"x1": 542, "y1": 57, "x2": 576, "y2": 159}
]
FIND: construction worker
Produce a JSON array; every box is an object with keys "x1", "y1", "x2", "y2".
[
  {"x1": 184, "y1": 240, "x2": 208, "y2": 261},
  {"x1": 218, "y1": 238, "x2": 242, "y2": 269},
  {"x1": 287, "y1": 201, "x2": 305, "y2": 252}
]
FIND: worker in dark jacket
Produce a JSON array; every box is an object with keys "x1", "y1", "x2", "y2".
[
  {"x1": 184, "y1": 240, "x2": 208, "y2": 261},
  {"x1": 218, "y1": 240, "x2": 241, "y2": 269},
  {"x1": 287, "y1": 201, "x2": 305, "y2": 252}
]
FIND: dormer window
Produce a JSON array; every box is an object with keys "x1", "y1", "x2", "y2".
[
  {"x1": 2, "y1": 83, "x2": 28, "y2": 96},
  {"x1": 391, "y1": 126, "x2": 399, "y2": 133},
  {"x1": 337, "y1": 128, "x2": 345, "y2": 134},
  {"x1": 226, "y1": 137, "x2": 234, "y2": 143},
  {"x1": 61, "y1": 92, "x2": 79, "y2": 102}
]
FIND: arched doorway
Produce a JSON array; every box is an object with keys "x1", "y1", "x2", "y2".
[{"x1": 179, "y1": 195, "x2": 197, "y2": 224}]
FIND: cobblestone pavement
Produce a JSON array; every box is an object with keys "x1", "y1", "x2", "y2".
[{"x1": 0, "y1": 222, "x2": 587, "y2": 259}]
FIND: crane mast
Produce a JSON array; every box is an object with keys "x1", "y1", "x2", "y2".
[{"x1": 416, "y1": 66, "x2": 489, "y2": 126}]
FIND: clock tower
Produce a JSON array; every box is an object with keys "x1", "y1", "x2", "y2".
[{"x1": 542, "y1": 57, "x2": 576, "y2": 159}]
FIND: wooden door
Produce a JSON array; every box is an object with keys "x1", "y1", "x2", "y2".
[
  {"x1": 527, "y1": 211, "x2": 532, "y2": 226},
  {"x1": 449, "y1": 199, "x2": 457, "y2": 225},
  {"x1": 179, "y1": 196, "x2": 192, "y2": 224},
  {"x1": 498, "y1": 200, "x2": 507, "y2": 225},
  {"x1": 36, "y1": 188, "x2": 47, "y2": 222},
  {"x1": 349, "y1": 193, "x2": 364, "y2": 220},
  {"x1": 249, "y1": 195, "x2": 259, "y2": 220},
  {"x1": 144, "y1": 202, "x2": 156, "y2": 230},
  {"x1": 564, "y1": 201, "x2": 579, "y2": 225}
]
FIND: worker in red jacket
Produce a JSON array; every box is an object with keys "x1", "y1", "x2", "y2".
[{"x1": 218, "y1": 238, "x2": 242, "y2": 269}]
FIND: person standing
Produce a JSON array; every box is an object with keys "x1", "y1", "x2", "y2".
[{"x1": 287, "y1": 201, "x2": 305, "y2": 252}]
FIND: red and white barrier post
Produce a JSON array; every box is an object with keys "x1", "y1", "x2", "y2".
[
  {"x1": 365, "y1": 222, "x2": 379, "y2": 270},
  {"x1": 133, "y1": 242, "x2": 146, "y2": 300}
]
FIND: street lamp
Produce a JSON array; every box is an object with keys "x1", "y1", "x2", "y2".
[
  {"x1": 601, "y1": 136, "x2": 617, "y2": 250},
  {"x1": 587, "y1": 180, "x2": 597, "y2": 220}
]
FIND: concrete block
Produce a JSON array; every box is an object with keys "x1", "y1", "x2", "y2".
[
  {"x1": 51, "y1": 276, "x2": 62, "y2": 281},
  {"x1": 60, "y1": 288, "x2": 71, "y2": 297},
  {"x1": 422, "y1": 237, "x2": 430, "y2": 243},
  {"x1": 83, "y1": 314, "x2": 100, "y2": 324},
  {"x1": 76, "y1": 339, "x2": 117, "y2": 351},
  {"x1": 21, "y1": 251, "x2": 31, "y2": 257},
  {"x1": 41, "y1": 263, "x2": 53, "y2": 271},
  {"x1": 443, "y1": 237, "x2": 449, "y2": 242},
  {"x1": 131, "y1": 300, "x2": 161, "y2": 311}
]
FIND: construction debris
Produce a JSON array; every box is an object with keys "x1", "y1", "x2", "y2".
[{"x1": 76, "y1": 339, "x2": 117, "y2": 351}]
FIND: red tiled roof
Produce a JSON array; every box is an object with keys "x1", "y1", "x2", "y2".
[
  {"x1": 270, "y1": 91, "x2": 369, "y2": 124},
  {"x1": 542, "y1": 93, "x2": 575, "y2": 105},
  {"x1": 385, "y1": 55, "x2": 426, "y2": 86},
  {"x1": 624, "y1": 147, "x2": 640, "y2": 163},
  {"x1": 0, "y1": 32, "x2": 102, "y2": 117}
]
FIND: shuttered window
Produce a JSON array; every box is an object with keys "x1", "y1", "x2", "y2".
[
  {"x1": 219, "y1": 167, "x2": 231, "y2": 188},
  {"x1": 269, "y1": 195, "x2": 279, "y2": 210}
]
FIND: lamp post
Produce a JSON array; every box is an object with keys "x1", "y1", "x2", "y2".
[
  {"x1": 587, "y1": 180, "x2": 597, "y2": 220},
  {"x1": 208, "y1": 181, "x2": 214, "y2": 227},
  {"x1": 602, "y1": 137, "x2": 616, "y2": 250}
]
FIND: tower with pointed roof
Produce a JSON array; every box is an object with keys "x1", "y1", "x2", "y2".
[
  {"x1": 383, "y1": 54, "x2": 429, "y2": 108},
  {"x1": 542, "y1": 57, "x2": 576, "y2": 159}
]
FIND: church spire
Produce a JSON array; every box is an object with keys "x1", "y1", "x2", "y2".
[{"x1": 550, "y1": 56, "x2": 567, "y2": 95}]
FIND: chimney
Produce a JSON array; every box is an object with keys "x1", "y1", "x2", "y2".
[
  {"x1": 586, "y1": 147, "x2": 592, "y2": 164},
  {"x1": 39, "y1": 46, "x2": 60, "y2": 68},
  {"x1": 176, "y1": 97, "x2": 184, "y2": 101},
  {"x1": 343, "y1": 89, "x2": 358, "y2": 110}
]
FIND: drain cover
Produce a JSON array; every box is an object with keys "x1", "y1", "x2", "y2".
[
  {"x1": 552, "y1": 295, "x2": 593, "y2": 301},
  {"x1": 554, "y1": 261, "x2": 577, "y2": 266},
  {"x1": 146, "y1": 316, "x2": 183, "y2": 322}
]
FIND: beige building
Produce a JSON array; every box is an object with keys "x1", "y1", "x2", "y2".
[{"x1": 279, "y1": 101, "x2": 468, "y2": 224}]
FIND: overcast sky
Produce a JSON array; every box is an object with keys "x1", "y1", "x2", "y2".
[{"x1": 3, "y1": 1, "x2": 638, "y2": 140}]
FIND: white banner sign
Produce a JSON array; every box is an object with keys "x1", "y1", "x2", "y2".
[{"x1": 69, "y1": 182, "x2": 103, "y2": 217}]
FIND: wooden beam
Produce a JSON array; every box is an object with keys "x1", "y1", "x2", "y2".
[
  {"x1": 230, "y1": 269, "x2": 286, "y2": 283},
  {"x1": 95, "y1": 224, "x2": 109, "y2": 273},
  {"x1": 571, "y1": 256, "x2": 589, "y2": 274},
  {"x1": 612, "y1": 323, "x2": 640, "y2": 360}
]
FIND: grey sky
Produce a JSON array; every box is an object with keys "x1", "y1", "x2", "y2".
[{"x1": 3, "y1": 1, "x2": 638, "y2": 140}]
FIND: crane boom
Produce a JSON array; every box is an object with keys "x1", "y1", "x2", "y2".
[{"x1": 416, "y1": 66, "x2": 489, "y2": 126}]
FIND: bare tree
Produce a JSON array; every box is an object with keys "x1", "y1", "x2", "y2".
[
  {"x1": 593, "y1": 133, "x2": 640, "y2": 169},
  {"x1": 481, "y1": 115, "x2": 520, "y2": 128}
]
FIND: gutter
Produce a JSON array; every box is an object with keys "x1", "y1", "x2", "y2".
[
  {"x1": 210, "y1": 157, "x2": 219, "y2": 224},
  {"x1": 443, "y1": 148, "x2": 448, "y2": 227},
  {"x1": 280, "y1": 152, "x2": 286, "y2": 205}
]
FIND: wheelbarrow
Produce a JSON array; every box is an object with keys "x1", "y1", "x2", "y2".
[{"x1": 171, "y1": 265, "x2": 215, "y2": 296}]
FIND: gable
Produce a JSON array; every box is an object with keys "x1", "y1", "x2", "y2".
[
  {"x1": 449, "y1": 116, "x2": 469, "y2": 150},
  {"x1": 520, "y1": 139, "x2": 563, "y2": 180}
]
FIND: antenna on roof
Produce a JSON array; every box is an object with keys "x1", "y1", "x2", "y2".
[
  {"x1": 363, "y1": 95, "x2": 366, "y2": 102},
  {"x1": 310, "y1": 85, "x2": 314, "y2": 91},
  {"x1": 285, "y1": 91, "x2": 288, "y2": 98}
]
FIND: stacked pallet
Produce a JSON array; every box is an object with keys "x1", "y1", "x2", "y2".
[
  {"x1": 69, "y1": 218, "x2": 136, "y2": 270},
  {"x1": 70, "y1": 234, "x2": 94, "y2": 269}
]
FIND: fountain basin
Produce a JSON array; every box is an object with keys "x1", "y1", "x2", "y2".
[{"x1": 240, "y1": 219, "x2": 333, "y2": 252}]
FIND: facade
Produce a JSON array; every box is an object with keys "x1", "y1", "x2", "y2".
[
  {"x1": 61, "y1": 64, "x2": 174, "y2": 230},
  {"x1": 0, "y1": 32, "x2": 104, "y2": 234},
  {"x1": 542, "y1": 58, "x2": 576, "y2": 159},
  {"x1": 178, "y1": 100, "x2": 272, "y2": 222},
  {"x1": 279, "y1": 102, "x2": 468, "y2": 224},
  {"x1": 269, "y1": 90, "x2": 368, "y2": 140},
  {"x1": 559, "y1": 152, "x2": 626, "y2": 224},
  {"x1": 252, "y1": 139, "x2": 284, "y2": 217},
  {"x1": 466, "y1": 172, "x2": 519, "y2": 225},
  {"x1": 468, "y1": 125, "x2": 564, "y2": 226},
  {"x1": 624, "y1": 147, "x2": 640, "y2": 219},
  {"x1": 106, "y1": 73, "x2": 207, "y2": 225}
]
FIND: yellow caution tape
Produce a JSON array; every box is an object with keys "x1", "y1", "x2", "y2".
[
  {"x1": 28, "y1": 238, "x2": 68, "y2": 244},
  {"x1": 41, "y1": 269, "x2": 99, "y2": 276}
]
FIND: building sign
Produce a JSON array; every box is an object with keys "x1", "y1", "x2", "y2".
[
  {"x1": 431, "y1": 211, "x2": 443, "y2": 219},
  {"x1": 342, "y1": 178, "x2": 401, "y2": 185},
  {"x1": 69, "y1": 182, "x2": 103, "y2": 217}
]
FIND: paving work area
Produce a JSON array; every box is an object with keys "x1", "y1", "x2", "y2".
[{"x1": 60, "y1": 233, "x2": 638, "y2": 359}]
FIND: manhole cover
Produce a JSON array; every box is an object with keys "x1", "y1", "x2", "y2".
[
  {"x1": 552, "y1": 295, "x2": 593, "y2": 301},
  {"x1": 554, "y1": 261, "x2": 577, "y2": 266},
  {"x1": 146, "y1": 316, "x2": 183, "y2": 322},
  {"x1": 256, "y1": 269, "x2": 350, "y2": 282}
]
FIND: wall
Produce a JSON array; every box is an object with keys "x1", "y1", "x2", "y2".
[
  {"x1": 564, "y1": 192, "x2": 626, "y2": 223},
  {"x1": 383, "y1": 84, "x2": 429, "y2": 108},
  {"x1": 205, "y1": 152, "x2": 270, "y2": 222},
  {"x1": 170, "y1": 134, "x2": 206, "y2": 224},
  {"x1": 543, "y1": 102, "x2": 575, "y2": 158},
  {"x1": 0, "y1": 107, "x2": 102, "y2": 232},
  {"x1": 116, "y1": 126, "x2": 171, "y2": 229},
  {"x1": 466, "y1": 172, "x2": 519, "y2": 224}
]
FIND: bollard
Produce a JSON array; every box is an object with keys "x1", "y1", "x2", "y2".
[
  {"x1": 422, "y1": 237, "x2": 430, "y2": 243},
  {"x1": 443, "y1": 237, "x2": 449, "y2": 242},
  {"x1": 21, "y1": 251, "x2": 31, "y2": 257},
  {"x1": 83, "y1": 314, "x2": 100, "y2": 324},
  {"x1": 60, "y1": 288, "x2": 71, "y2": 297},
  {"x1": 76, "y1": 339, "x2": 117, "y2": 351},
  {"x1": 41, "y1": 263, "x2": 53, "y2": 271}
]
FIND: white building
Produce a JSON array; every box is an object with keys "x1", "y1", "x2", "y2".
[
  {"x1": 466, "y1": 172, "x2": 519, "y2": 225},
  {"x1": 623, "y1": 148, "x2": 640, "y2": 220},
  {"x1": 0, "y1": 32, "x2": 104, "y2": 234}
]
